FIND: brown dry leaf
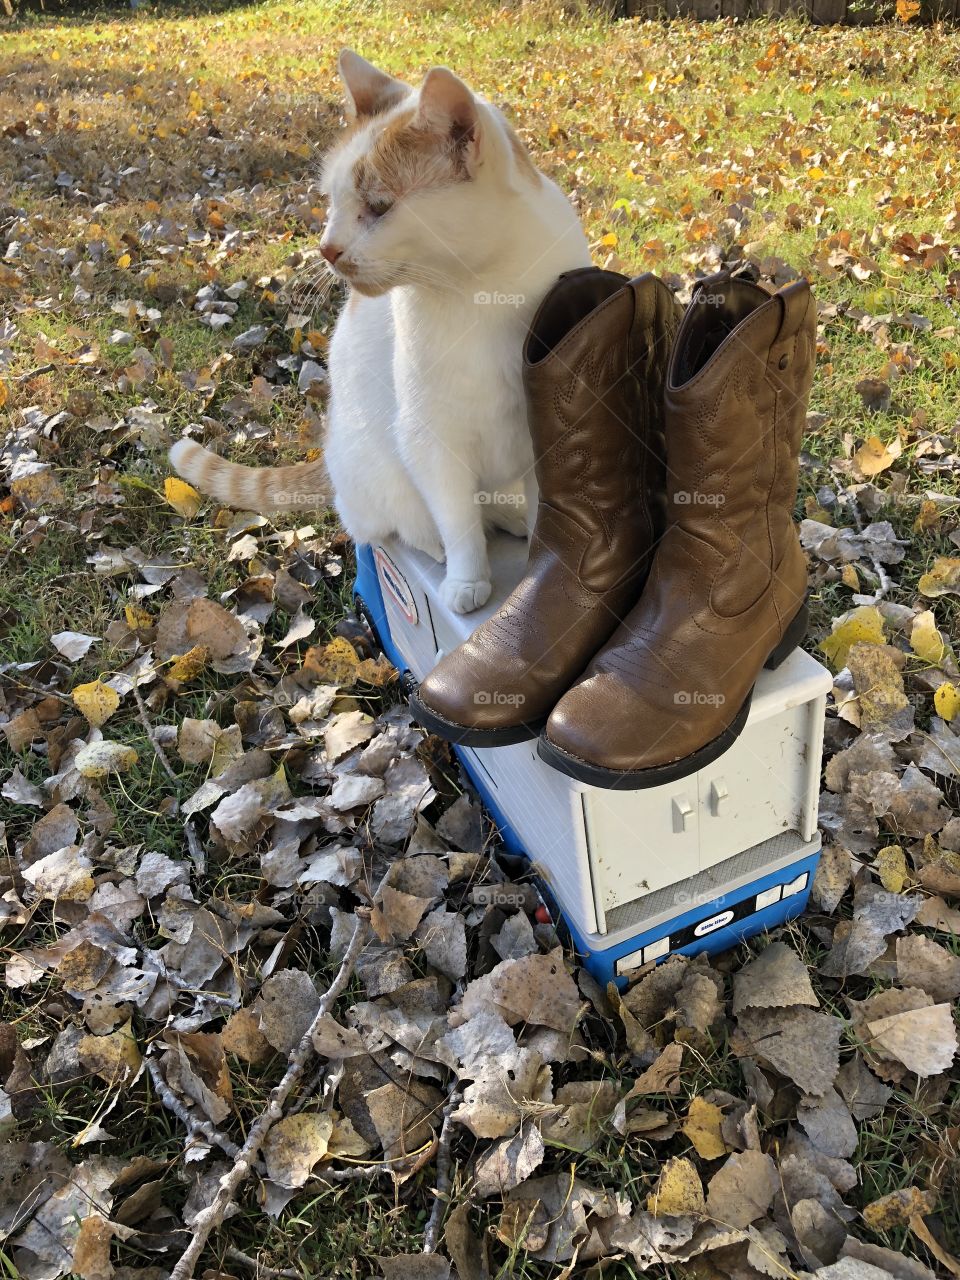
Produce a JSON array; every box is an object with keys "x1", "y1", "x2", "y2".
[
  {"x1": 221, "y1": 1007, "x2": 272, "y2": 1066},
  {"x1": 682, "y1": 1096, "x2": 728, "y2": 1160},
  {"x1": 631, "y1": 1041, "x2": 684, "y2": 1095},
  {"x1": 458, "y1": 949, "x2": 582, "y2": 1036},
  {"x1": 646, "y1": 1156, "x2": 704, "y2": 1217},
  {"x1": 71, "y1": 1212, "x2": 115, "y2": 1280},
  {"x1": 474, "y1": 1123, "x2": 545, "y2": 1198},
  {"x1": 733, "y1": 1007, "x2": 841, "y2": 1095},
  {"x1": 866, "y1": 1002, "x2": 958, "y2": 1076},
  {"x1": 732, "y1": 940, "x2": 818, "y2": 1015},
  {"x1": 262, "y1": 1112, "x2": 333, "y2": 1189},
  {"x1": 177, "y1": 717, "x2": 222, "y2": 765},
  {"x1": 895, "y1": 934, "x2": 960, "y2": 1001},
  {"x1": 372, "y1": 885, "x2": 434, "y2": 945},
  {"x1": 847, "y1": 642, "x2": 914, "y2": 739},
  {"x1": 908, "y1": 1215, "x2": 960, "y2": 1278},
  {"x1": 811, "y1": 845, "x2": 853, "y2": 913},
  {"x1": 705, "y1": 1150, "x2": 779, "y2": 1229}
]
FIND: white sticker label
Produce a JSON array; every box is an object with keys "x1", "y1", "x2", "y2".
[
  {"x1": 694, "y1": 909, "x2": 734, "y2": 938},
  {"x1": 374, "y1": 545, "x2": 418, "y2": 626}
]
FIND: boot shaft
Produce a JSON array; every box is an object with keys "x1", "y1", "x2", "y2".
[
  {"x1": 523, "y1": 269, "x2": 682, "y2": 591},
  {"x1": 663, "y1": 273, "x2": 816, "y2": 610}
]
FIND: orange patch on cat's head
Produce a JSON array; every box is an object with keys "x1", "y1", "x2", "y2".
[{"x1": 354, "y1": 104, "x2": 473, "y2": 202}]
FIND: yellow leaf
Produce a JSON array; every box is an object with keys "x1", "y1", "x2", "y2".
[
  {"x1": 854, "y1": 434, "x2": 901, "y2": 478},
  {"x1": 910, "y1": 610, "x2": 947, "y2": 666},
  {"x1": 0, "y1": 378, "x2": 7, "y2": 408},
  {"x1": 919, "y1": 557, "x2": 960, "y2": 598},
  {"x1": 876, "y1": 844, "x2": 908, "y2": 893},
  {"x1": 167, "y1": 643, "x2": 209, "y2": 683},
  {"x1": 124, "y1": 603, "x2": 153, "y2": 631},
  {"x1": 841, "y1": 564, "x2": 860, "y2": 591},
  {"x1": 896, "y1": 0, "x2": 921, "y2": 20},
  {"x1": 302, "y1": 636, "x2": 360, "y2": 687},
  {"x1": 164, "y1": 475, "x2": 202, "y2": 518},
  {"x1": 935, "y1": 682, "x2": 960, "y2": 722},
  {"x1": 647, "y1": 1156, "x2": 705, "y2": 1217},
  {"x1": 807, "y1": 166, "x2": 826, "y2": 180},
  {"x1": 914, "y1": 499, "x2": 941, "y2": 534},
  {"x1": 72, "y1": 679, "x2": 121, "y2": 728},
  {"x1": 188, "y1": 89, "x2": 204, "y2": 112},
  {"x1": 863, "y1": 1186, "x2": 935, "y2": 1231},
  {"x1": 78, "y1": 1019, "x2": 141, "y2": 1083},
  {"x1": 75, "y1": 740, "x2": 139, "y2": 778},
  {"x1": 599, "y1": 232, "x2": 618, "y2": 249},
  {"x1": 820, "y1": 605, "x2": 886, "y2": 670},
  {"x1": 116, "y1": 253, "x2": 131, "y2": 270},
  {"x1": 682, "y1": 1097, "x2": 728, "y2": 1160}
]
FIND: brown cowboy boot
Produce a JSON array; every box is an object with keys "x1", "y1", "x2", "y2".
[
  {"x1": 408, "y1": 268, "x2": 682, "y2": 746},
  {"x1": 538, "y1": 271, "x2": 816, "y2": 788}
]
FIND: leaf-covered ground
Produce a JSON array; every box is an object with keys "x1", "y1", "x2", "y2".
[{"x1": 1, "y1": 2, "x2": 960, "y2": 1277}]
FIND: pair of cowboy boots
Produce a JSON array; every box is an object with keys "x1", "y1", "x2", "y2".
[{"x1": 408, "y1": 266, "x2": 816, "y2": 790}]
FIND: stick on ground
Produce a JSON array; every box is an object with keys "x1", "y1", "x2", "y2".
[{"x1": 168, "y1": 914, "x2": 369, "y2": 1280}]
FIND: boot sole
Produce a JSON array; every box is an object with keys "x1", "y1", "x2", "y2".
[
  {"x1": 407, "y1": 689, "x2": 547, "y2": 748},
  {"x1": 536, "y1": 604, "x2": 809, "y2": 790}
]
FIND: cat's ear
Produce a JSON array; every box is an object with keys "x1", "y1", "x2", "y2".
[
  {"x1": 338, "y1": 49, "x2": 408, "y2": 121},
  {"x1": 416, "y1": 68, "x2": 481, "y2": 171}
]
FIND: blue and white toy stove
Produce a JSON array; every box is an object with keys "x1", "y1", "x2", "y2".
[{"x1": 355, "y1": 535, "x2": 830, "y2": 988}]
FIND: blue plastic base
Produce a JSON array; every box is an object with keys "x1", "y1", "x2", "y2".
[{"x1": 353, "y1": 545, "x2": 819, "y2": 987}]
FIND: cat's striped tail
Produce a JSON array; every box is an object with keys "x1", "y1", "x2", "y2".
[{"x1": 168, "y1": 439, "x2": 330, "y2": 514}]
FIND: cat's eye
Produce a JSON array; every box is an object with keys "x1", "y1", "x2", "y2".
[{"x1": 365, "y1": 198, "x2": 393, "y2": 219}]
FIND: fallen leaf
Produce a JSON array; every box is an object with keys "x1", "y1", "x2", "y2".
[
  {"x1": 646, "y1": 1156, "x2": 705, "y2": 1217},
  {"x1": 73, "y1": 680, "x2": 121, "y2": 728},
  {"x1": 866, "y1": 1003, "x2": 957, "y2": 1077},
  {"x1": 164, "y1": 475, "x2": 202, "y2": 517}
]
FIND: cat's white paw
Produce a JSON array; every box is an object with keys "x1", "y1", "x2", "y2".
[{"x1": 440, "y1": 576, "x2": 492, "y2": 614}]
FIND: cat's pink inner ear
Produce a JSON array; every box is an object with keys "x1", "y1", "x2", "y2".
[
  {"x1": 416, "y1": 67, "x2": 479, "y2": 146},
  {"x1": 338, "y1": 49, "x2": 408, "y2": 120}
]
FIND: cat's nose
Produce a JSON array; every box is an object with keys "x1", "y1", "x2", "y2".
[{"x1": 320, "y1": 242, "x2": 344, "y2": 266}]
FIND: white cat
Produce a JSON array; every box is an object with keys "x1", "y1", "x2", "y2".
[{"x1": 170, "y1": 50, "x2": 590, "y2": 613}]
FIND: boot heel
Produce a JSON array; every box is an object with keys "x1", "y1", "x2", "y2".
[{"x1": 764, "y1": 604, "x2": 808, "y2": 670}]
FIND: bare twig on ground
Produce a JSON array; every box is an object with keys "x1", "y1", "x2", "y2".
[
  {"x1": 423, "y1": 1085, "x2": 463, "y2": 1253},
  {"x1": 169, "y1": 914, "x2": 369, "y2": 1280},
  {"x1": 147, "y1": 1058, "x2": 242, "y2": 1161},
  {"x1": 132, "y1": 681, "x2": 181, "y2": 792},
  {"x1": 223, "y1": 1246, "x2": 305, "y2": 1279}
]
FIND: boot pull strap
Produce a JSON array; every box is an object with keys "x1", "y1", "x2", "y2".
[{"x1": 769, "y1": 279, "x2": 812, "y2": 373}]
